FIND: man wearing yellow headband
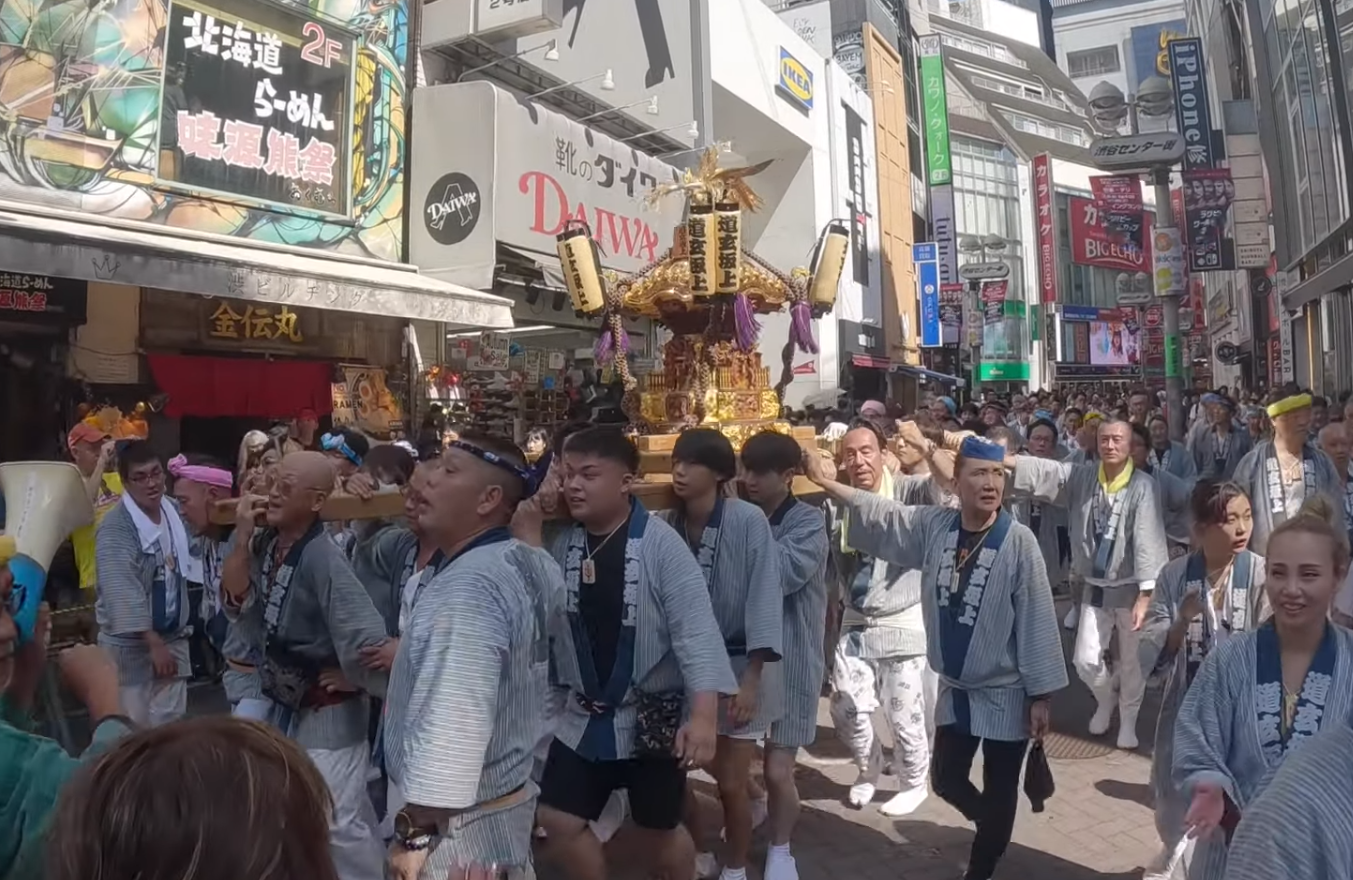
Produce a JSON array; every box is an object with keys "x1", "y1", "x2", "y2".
[{"x1": 1231, "y1": 392, "x2": 1344, "y2": 554}]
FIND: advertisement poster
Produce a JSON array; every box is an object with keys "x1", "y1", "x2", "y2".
[
  {"x1": 981, "y1": 279, "x2": 1007, "y2": 325},
  {"x1": 1033, "y1": 153, "x2": 1057, "y2": 304},
  {"x1": 1089, "y1": 320, "x2": 1139, "y2": 366},
  {"x1": 939, "y1": 283, "x2": 964, "y2": 345},
  {"x1": 1168, "y1": 38, "x2": 1216, "y2": 171},
  {"x1": 915, "y1": 242, "x2": 941, "y2": 347},
  {"x1": 1153, "y1": 226, "x2": 1186, "y2": 295},
  {"x1": 335, "y1": 365, "x2": 402, "y2": 437},
  {"x1": 1090, "y1": 175, "x2": 1146, "y2": 252},
  {"x1": 1069, "y1": 196, "x2": 1154, "y2": 272},
  {"x1": 919, "y1": 36, "x2": 952, "y2": 187},
  {"x1": 1182, "y1": 168, "x2": 1233, "y2": 272},
  {"x1": 1129, "y1": 20, "x2": 1187, "y2": 88},
  {"x1": 159, "y1": 0, "x2": 356, "y2": 216}
]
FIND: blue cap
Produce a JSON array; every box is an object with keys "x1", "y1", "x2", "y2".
[
  {"x1": 960, "y1": 435, "x2": 1008, "y2": 462},
  {"x1": 1033, "y1": 409, "x2": 1054, "y2": 422},
  {"x1": 938, "y1": 395, "x2": 957, "y2": 415},
  {"x1": 1201, "y1": 392, "x2": 1225, "y2": 406}
]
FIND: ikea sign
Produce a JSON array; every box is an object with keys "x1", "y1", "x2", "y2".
[{"x1": 777, "y1": 47, "x2": 814, "y2": 112}]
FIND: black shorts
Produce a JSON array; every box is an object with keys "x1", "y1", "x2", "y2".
[{"x1": 538, "y1": 739, "x2": 687, "y2": 831}]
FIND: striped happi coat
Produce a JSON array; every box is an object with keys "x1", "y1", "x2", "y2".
[
  {"x1": 1222, "y1": 715, "x2": 1353, "y2": 880},
  {"x1": 1149, "y1": 440, "x2": 1200, "y2": 482},
  {"x1": 548, "y1": 502, "x2": 738, "y2": 761},
  {"x1": 660, "y1": 497, "x2": 784, "y2": 736},
  {"x1": 384, "y1": 531, "x2": 558, "y2": 872},
  {"x1": 1010, "y1": 458, "x2": 1169, "y2": 608},
  {"x1": 93, "y1": 501, "x2": 192, "y2": 685},
  {"x1": 765, "y1": 495, "x2": 830, "y2": 748},
  {"x1": 836, "y1": 488, "x2": 1068, "y2": 742},
  {"x1": 1139, "y1": 551, "x2": 1268, "y2": 853},
  {"x1": 237, "y1": 526, "x2": 390, "y2": 750},
  {"x1": 1231, "y1": 440, "x2": 1344, "y2": 555},
  {"x1": 1173, "y1": 623, "x2": 1353, "y2": 880},
  {"x1": 350, "y1": 522, "x2": 419, "y2": 636},
  {"x1": 1189, "y1": 425, "x2": 1253, "y2": 481},
  {"x1": 1009, "y1": 469, "x2": 1070, "y2": 591}
]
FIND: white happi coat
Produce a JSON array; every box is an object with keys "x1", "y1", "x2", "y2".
[
  {"x1": 835, "y1": 487, "x2": 1068, "y2": 742},
  {"x1": 1231, "y1": 440, "x2": 1344, "y2": 555},
  {"x1": 1139, "y1": 551, "x2": 1269, "y2": 852},
  {"x1": 659, "y1": 497, "x2": 784, "y2": 736},
  {"x1": 1173, "y1": 623, "x2": 1353, "y2": 880},
  {"x1": 1221, "y1": 715, "x2": 1353, "y2": 880},
  {"x1": 547, "y1": 501, "x2": 738, "y2": 762}
]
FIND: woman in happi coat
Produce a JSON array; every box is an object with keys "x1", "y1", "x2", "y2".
[
  {"x1": 1139, "y1": 481, "x2": 1268, "y2": 880},
  {"x1": 803, "y1": 434, "x2": 1067, "y2": 880},
  {"x1": 1231, "y1": 392, "x2": 1344, "y2": 556},
  {"x1": 1189, "y1": 395, "x2": 1252, "y2": 482},
  {"x1": 1172, "y1": 495, "x2": 1353, "y2": 880},
  {"x1": 660, "y1": 428, "x2": 783, "y2": 880}
]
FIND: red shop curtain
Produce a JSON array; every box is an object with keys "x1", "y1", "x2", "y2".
[{"x1": 146, "y1": 354, "x2": 333, "y2": 419}]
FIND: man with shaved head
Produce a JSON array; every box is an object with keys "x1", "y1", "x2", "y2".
[
  {"x1": 221, "y1": 450, "x2": 391, "y2": 880},
  {"x1": 382, "y1": 433, "x2": 562, "y2": 878}
]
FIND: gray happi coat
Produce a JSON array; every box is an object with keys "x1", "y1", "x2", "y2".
[
  {"x1": 1231, "y1": 439, "x2": 1344, "y2": 555},
  {"x1": 660, "y1": 497, "x2": 784, "y2": 735},
  {"x1": 1009, "y1": 471, "x2": 1070, "y2": 590},
  {"x1": 1189, "y1": 424, "x2": 1253, "y2": 481},
  {"x1": 1010, "y1": 458, "x2": 1169, "y2": 608},
  {"x1": 350, "y1": 521, "x2": 420, "y2": 636},
  {"x1": 94, "y1": 500, "x2": 193, "y2": 685},
  {"x1": 1222, "y1": 716, "x2": 1353, "y2": 880},
  {"x1": 826, "y1": 474, "x2": 943, "y2": 661},
  {"x1": 548, "y1": 502, "x2": 738, "y2": 761},
  {"x1": 1139, "y1": 551, "x2": 1268, "y2": 849},
  {"x1": 1173, "y1": 623, "x2": 1353, "y2": 880},
  {"x1": 384, "y1": 533, "x2": 558, "y2": 870},
  {"x1": 232, "y1": 524, "x2": 390, "y2": 750},
  {"x1": 836, "y1": 488, "x2": 1068, "y2": 742},
  {"x1": 1148, "y1": 440, "x2": 1199, "y2": 482},
  {"x1": 766, "y1": 495, "x2": 830, "y2": 748}
]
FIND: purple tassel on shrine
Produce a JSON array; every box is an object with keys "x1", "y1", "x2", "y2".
[
  {"x1": 733, "y1": 293, "x2": 760, "y2": 352},
  {"x1": 594, "y1": 327, "x2": 615, "y2": 364},
  {"x1": 790, "y1": 300, "x2": 818, "y2": 354}
]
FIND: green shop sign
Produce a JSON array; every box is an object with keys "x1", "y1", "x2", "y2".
[
  {"x1": 919, "y1": 36, "x2": 952, "y2": 187},
  {"x1": 978, "y1": 362, "x2": 1031, "y2": 382}
]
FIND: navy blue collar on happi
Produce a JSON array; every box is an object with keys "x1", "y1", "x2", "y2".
[
  {"x1": 768, "y1": 493, "x2": 798, "y2": 527},
  {"x1": 1254, "y1": 619, "x2": 1338, "y2": 764}
]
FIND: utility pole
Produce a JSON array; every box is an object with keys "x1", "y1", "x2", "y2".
[{"x1": 1153, "y1": 167, "x2": 1186, "y2": 441}]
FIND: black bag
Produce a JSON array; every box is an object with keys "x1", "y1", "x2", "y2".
[
  {"x1": 633, "y1": 690, "x2": 684, "y2": 758},
  {"x1": 1023, "y1": 740, "x2": 1055, "y2": 812}
]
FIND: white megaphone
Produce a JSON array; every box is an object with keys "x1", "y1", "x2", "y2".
[{"x1": 1, "y1": 462, "x2": 93, "y2": 643}]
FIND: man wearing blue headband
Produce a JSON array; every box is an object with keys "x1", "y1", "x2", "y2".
[
  {"x1": 804, "y1": 431, "x2": 1066, "y2": 880},
  {"x1": 382, "y1": 432, "x2": 559, "y2": 878},
  {"x1": 1005, "y1": 418, "x2": 1169, "y2": 751}
]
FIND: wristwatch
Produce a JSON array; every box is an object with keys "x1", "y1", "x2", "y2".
[{"x1": 393, "y1": 810, "x2": 436, "y2": 851}]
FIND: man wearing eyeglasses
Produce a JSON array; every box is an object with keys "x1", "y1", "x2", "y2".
[{"x1": 93, "y1": 440, "x2": 194, "y2": 727}]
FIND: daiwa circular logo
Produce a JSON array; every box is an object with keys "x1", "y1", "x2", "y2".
[{"x1": 424, "y1": 173, "x2": 482, "y2": 246}]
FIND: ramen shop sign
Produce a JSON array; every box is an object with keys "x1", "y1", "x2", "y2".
[{"x1": 158, "y1": 0, "x2": 356, "y2": 217}]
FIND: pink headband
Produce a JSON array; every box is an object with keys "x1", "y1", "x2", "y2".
[{"x1": 168, "y1": 454, "x2": 234, "y2": 490}]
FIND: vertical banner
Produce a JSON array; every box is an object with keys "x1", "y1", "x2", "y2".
[
  {"x1": 1168, "y1": 38, "x2": 1215, "y2": 171},
  {"x1": 1033, "y1": 153, "x2": 1057, "y2": 304},
  {"x1": 981, "y1": 279, "x2": 1008, "y2": 325},
  {"x1": 1181, "y1": 167, "x2": 1233, "y2": 272},
  {"x1": 915, "y1": 243, "x2": 941, "y2": 347},
  {"x1": 1153, "y1": 226, "x2": 1186, "y2": 296},
  {"x1": 919, "y1": 36, "x2": 952, "y2": 187},
  {"x1": 932, "y1": 184, "x2": 959, "y2": 286},
  {"x1": 1090, "y1": 175, "x2": 1145, "y2": 252},
  {"x1": 843, "y1": 102, "x2": 870, "y2": 285},
  {"x1": 939, "y1": 283, "x2": 963, "y2": 345}
]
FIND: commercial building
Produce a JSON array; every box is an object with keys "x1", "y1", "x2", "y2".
[
  {"x1": 0, "y1": 0, "x2": 508, "y2": 460},
  {"x1": 1052, "y1": 0, "x2": 1189, "y2": 111}
]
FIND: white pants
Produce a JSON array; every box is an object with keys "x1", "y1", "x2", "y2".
[
  {"x1": 231, "y1": 698, "x2": 274, "y2": 721},
  {"x1": 1073, "y1": 605, "x2": 1145, "y2": 715},
  {"x1": 829, "y1": 649, "x2": 936, "y2": 790},
  {"x1": 120, "y1": 679, "x2": 187, "y2": 728},
  {"x1": 309, "y1": 743, "x2": 386, "y2": 880}
]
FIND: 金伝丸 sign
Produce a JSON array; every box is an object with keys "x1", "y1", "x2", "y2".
[
  {"x1": 208, "y1": 301, "x2": 305, "y2": 342},
  {"x1": 159, "y1": 0, "x2": 356, "y2": 216}
]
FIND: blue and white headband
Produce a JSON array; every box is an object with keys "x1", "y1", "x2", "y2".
[
  {"x1": 959, "y1": 435, "x2": 1007, "y2": 462},
  {"x1": 321, "y1": 432, "x2": 363, "y2": 467},
  {"x1": 449, "y1": 440, "x2": 539, "y2": 499}
]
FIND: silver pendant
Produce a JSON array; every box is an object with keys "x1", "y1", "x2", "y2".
[{"x1": 581, "y1": 559, "x2": 596, "y2": 584}]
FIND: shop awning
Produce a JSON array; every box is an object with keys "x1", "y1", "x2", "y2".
[
  {"x1": 0, "y1": 203, "x2": 514, "y2": 330},
  {"x1": 851, "y1": 354, "x2": 892, "y2": 369},
  {"x1": 891, "y1": 364, "x2": 967, "y2": 387},
  {"x1": 1282, "y1": 253, "x2": 1353, "y2": 312}
]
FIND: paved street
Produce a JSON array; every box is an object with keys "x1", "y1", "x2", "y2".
[{"x1": 585, "y1": 608, "x2": 1162, "y2": 880}]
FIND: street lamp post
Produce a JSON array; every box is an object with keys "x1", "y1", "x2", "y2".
[{"x1": 1089, "y1": 78, "x2": 1187, "y2": 441}]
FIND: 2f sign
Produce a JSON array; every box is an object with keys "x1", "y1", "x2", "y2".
[{"x1": 301, "y1": 22, "x2": 342, "y2": 68}]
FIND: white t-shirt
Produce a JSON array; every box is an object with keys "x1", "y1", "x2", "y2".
[
  {"x1": 397, "y1": 566, "x2": 424, "y2": 635},
  {"x1": 158, "y1": 517, "x2": 179, "y2": 621}
]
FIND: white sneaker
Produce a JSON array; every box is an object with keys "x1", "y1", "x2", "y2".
[
  {"x1": 848, "y1": 781, "x2": 876, "y2": 809},
  {"x1": 879, "y1": 784, "x2": 929, "y2": 817},
  {"x1": 1088, "y1": 701, "x2": 1114, "y2": 736},
  {"x1": 1117, "y1": 711, "x2": 1140, "y2": 751},
  {"x1": 750, "y1": 794, "x2": 769, "y2": 830},
  {"x1": 1063, "y1": 605, "x2": 1080, "y2": 630},
  {"x1": 694, "y1": 852, "x2": 720, "y2": 879},
  {"x1": 764, "y1": 850, "x2": 800, "y2": 880}
]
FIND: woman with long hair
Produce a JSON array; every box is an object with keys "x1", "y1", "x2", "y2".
[
  {"x1": 1140, "y1": 481, "x2": 1268, "y2": 880},
  {"x1": 1172, "y1": 495, "x2": 1353, "y2": 879}
]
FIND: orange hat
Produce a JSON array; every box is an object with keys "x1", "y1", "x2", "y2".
[{"x1": 68, "y1": 422, "x2": 110, "y2": 449}]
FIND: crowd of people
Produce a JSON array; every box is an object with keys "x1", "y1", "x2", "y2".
[{"x1": 3, "y1": 381, "x2": 1353, "y2": 880}]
